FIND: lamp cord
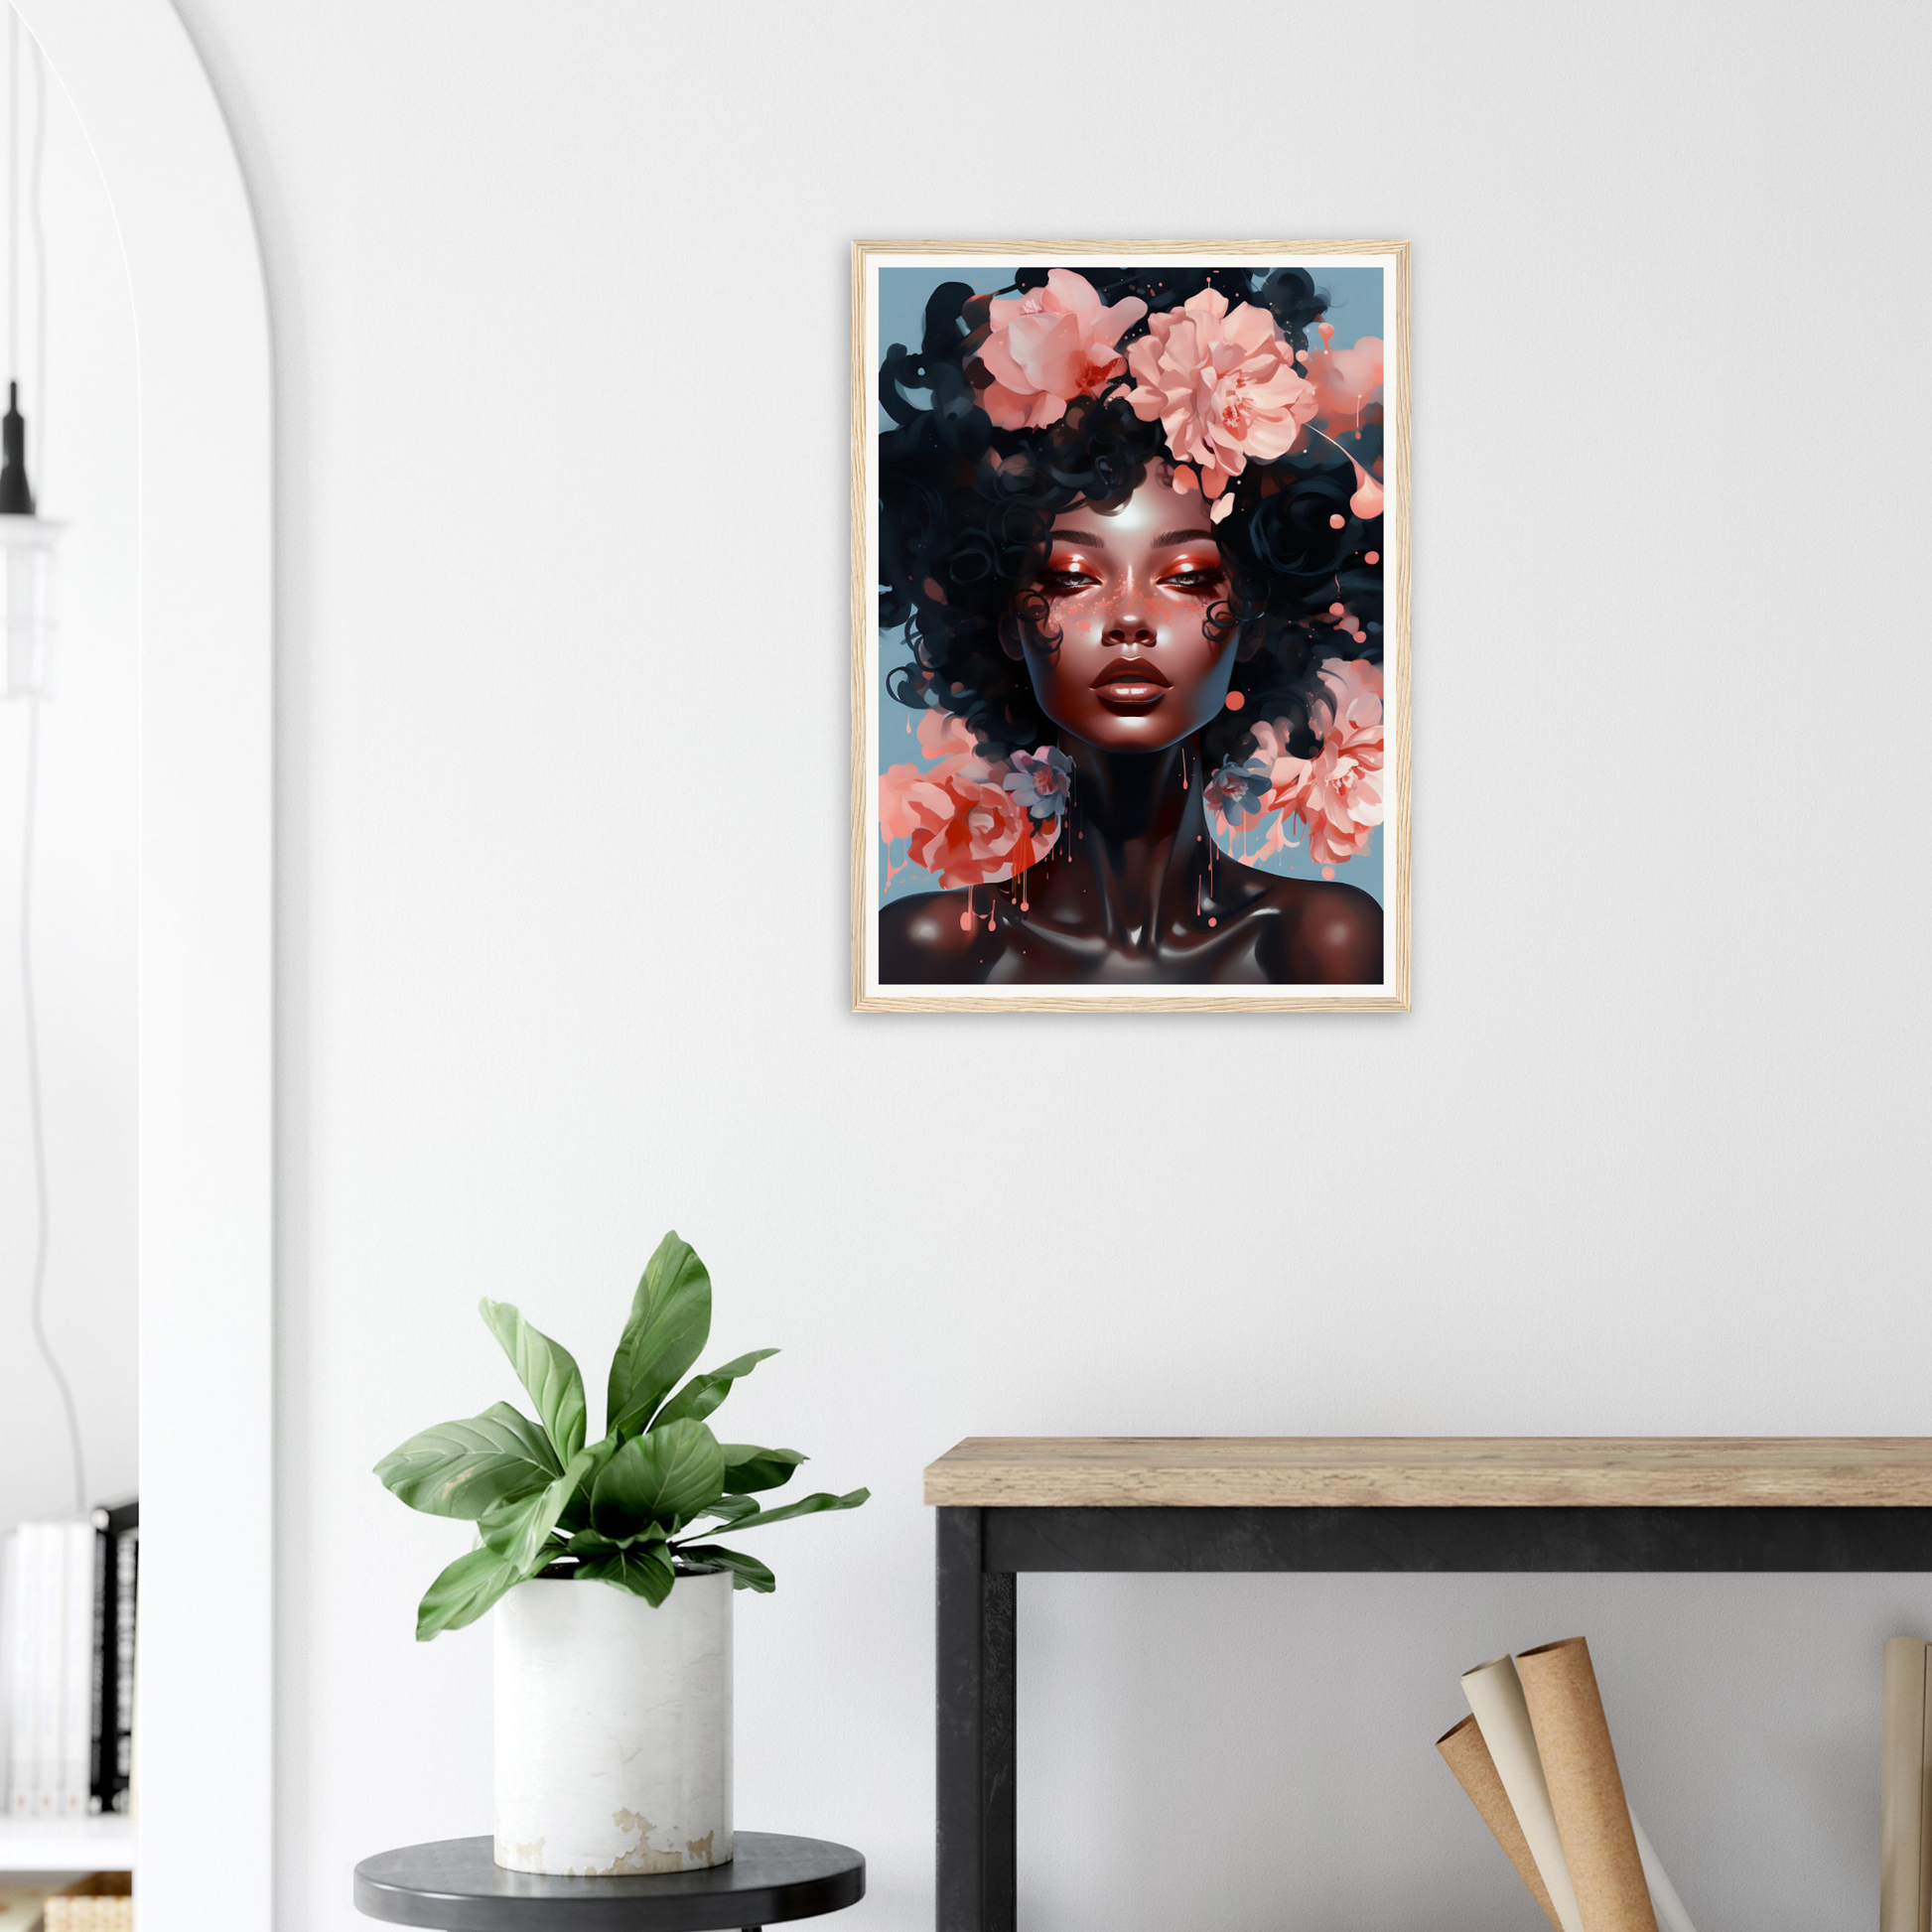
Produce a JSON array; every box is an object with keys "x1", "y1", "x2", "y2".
[
  {"x1": 9, "y1": 7, "x2": 82, "y2": 1517},
  {"x1": 7, "y1": 7, "x2": 15, "y2": 386},
  {"x1": 21, "y1": 698, "x2": 86, "y2": 1517},
  {"x1": 28, "y1": 23, "x2": 41, "y2": 485}
]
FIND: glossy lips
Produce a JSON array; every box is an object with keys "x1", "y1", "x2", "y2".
[{"x1": 1090, "y1": 660, "x2": 1171, "y2": 713}]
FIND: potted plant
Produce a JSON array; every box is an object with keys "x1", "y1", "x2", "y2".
[{"x1": 375, "y1": 1231, "x2": 868, "y2": 1878}]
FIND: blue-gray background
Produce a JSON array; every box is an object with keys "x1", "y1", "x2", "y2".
[{"x1": 875, "y1": 263, "x2": 1386, "y2": 906}]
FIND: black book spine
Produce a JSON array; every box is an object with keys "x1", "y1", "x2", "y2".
[
  {"x1": 88, "y1": 1523, "x2": 111, "y2": 1813},
  {"x1": 109, "y1": 1527, "x2": 137, "y2": 1813}
]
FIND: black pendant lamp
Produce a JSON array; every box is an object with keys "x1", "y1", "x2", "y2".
[{"x1": 0, "y1": 7, "x2": 57, "y2": 699}]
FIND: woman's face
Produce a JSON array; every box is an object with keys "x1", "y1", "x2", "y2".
[{"x1": 1006, "y1": 470, "x2": 1239, "y2": 754}]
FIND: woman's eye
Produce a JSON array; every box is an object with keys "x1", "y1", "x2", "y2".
[
  {"x1": 1162, "y1": 569, "x2": 1222, "y2": 591},
  {"x1": 1045, "y1": 569, "x2": 1099, "y2": 592}
]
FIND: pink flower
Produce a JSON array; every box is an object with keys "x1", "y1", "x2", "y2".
[
  {"x1": 1246, "y1": 659, "x2": 1385, "y2": 866},
  {"x1": 971, "y1": 271, "x2": 1149, "y2": 431},
  {"x1": 879, "y1": 763, "x2": 954, "y2": 846},
  {"x1": 882, "y1": 710, "x2": 990, "y2": 849},
  {"x1": 1124, "y1": 289, "x2": 1318, "y2": 496},
  {"x1": 880, "y1": 710, "x2": 1058, "y2": 888},
  {"x1": 1300, "y1": 749, "x2": 1383, "y2": 866},
  {"x1": 1248, "y1": 718, "x2": 1315, "y2": 821},
  {"x1": 1312, "y1": 655, "x2": 1384, "y2": 737},
  {"x1": 1297, "y1": 658, "x2": 1384, "y2": 865},
  {"x1": 905, "y1": 766, "x2": 1052, "y2": 888}
]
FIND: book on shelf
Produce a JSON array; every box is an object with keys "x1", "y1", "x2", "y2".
[
  {"x1": 90, "y1": 1505, "x2": 136, "y2": 1819},
  {"x1": 0, "y1": 1533, "x2": 24, "y2": 1816},
  {"x1": 0, "y1": 1503, "x2": 138, "y2": 1823},
  {"x1": 31, "y1": 1527, "x2": 62, "y2": 1819}
]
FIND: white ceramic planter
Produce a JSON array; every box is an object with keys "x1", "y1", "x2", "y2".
[{"x1": 493, "y1": 1568, "x2": 733, "y2": 1876}]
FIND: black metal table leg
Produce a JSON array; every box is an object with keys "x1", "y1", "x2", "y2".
[{"x1": 936, "y1": 1507, "x2": 1016, "y2": 1932}]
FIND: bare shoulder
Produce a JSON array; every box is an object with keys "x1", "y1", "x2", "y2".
[
  {"x1": 878, "y1": 892, "x2": 1007, "y2": 985},
  {"x1": 1239, "y1": 870, "x2": 1384, "y2": 986}
]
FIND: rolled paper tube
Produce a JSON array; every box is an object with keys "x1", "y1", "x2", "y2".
[
  {"x1": 1881, "y1": 1637, "x2": 1932, "y2": 1932},
  {"x1": 1629, "y1": 1815, "x2": 1697, "y2": 1932},
  {"x1": 1516, "y1": 1637, "x2": 1657, "y2": 1932},
  {"x1": 1437, "y1": 1713, "x2": 1564, "y2": 1931},
  {"x1": 1461, "y1": 1654, "x2": 1584, "y2": 1932}
]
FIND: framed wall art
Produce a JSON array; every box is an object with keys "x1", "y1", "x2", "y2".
[{"x1": 851, "y1": 240, "x2": 1409, "y2": 1013}]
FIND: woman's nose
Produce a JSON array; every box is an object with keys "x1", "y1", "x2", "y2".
[{"x1": 1105, "y1": 589, "x2": 1155, "y2": 648}]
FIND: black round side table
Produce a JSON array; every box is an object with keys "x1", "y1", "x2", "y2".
[{"x1": 353, "y1": 1834, "x2": 865, "y2": 1932}]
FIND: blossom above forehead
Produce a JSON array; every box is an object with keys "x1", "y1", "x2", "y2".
[
  {"x1": 1125, "y1": 287, "x2": 1318, "y2": 499},
  {"x1": 969, "y1": 269, "x2": 1149, "y2": 432}
]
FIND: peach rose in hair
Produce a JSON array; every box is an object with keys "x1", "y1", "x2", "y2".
[
  {"x1": 971, "y1": 271, "x2": 1149, "y2": 431},
  {"x1": 1125, "y1": 288, "x2": 1317, "y2": 497}
]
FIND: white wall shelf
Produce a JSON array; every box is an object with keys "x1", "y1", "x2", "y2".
[{"x1": 0, "y1": 1815, "x2": 136, "y2": 1871}]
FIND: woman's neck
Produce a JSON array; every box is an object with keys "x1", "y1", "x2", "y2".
[{"x1": 1039, "y1": 735, "x2": 1208, "y2": 947}]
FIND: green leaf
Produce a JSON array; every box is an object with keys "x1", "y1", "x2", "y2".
[
  {"x1": 606, "y1": 1232, "x2": 712, "y2": 1439},
  {"x1": 575, "y1": 1542, "x2": 676, "y2": 1606},
  {"x1": 673, "y1": 1544, "x2": 776, "y2": 1593},
  {"x1": 414, "y1": 1544, "x2": 525, "y2": 1640},
  {"x1": 720, "y1": 1445, "x2": 806, "y2": 1494},
  {"x1": 374, "y1": 1402, "x2": 562, "y2": 1519},
  {"x1": 717, "y1": 1487, "x2": 870, "y2": 1534},
  {"x1": 565, "y1": 1522, "x2": 669, "y2": 1557},
  {"x1": 481, "y1": 1447, "x2": 599, "y2": 1574},
  {"x1": 480, "y1": 1299, "x2": 588, "y2": 1460},
  {"x1": 693, "y1": 1493, "x2": 761, "y2": 1530},
  {"x1": 590, "y1": 1419, "x2": 727, "y2": 1540},
  {"x1": 654, "y1": 1348, "x2": 779, "y2": 1429},
  {"x1": 558, "y1": 1435, "x2": 621, "y2": 1535}
]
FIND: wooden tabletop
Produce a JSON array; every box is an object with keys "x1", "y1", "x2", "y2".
[{"x1": 922, "y1": 1438, "x2": 1932, "y2": 1509}]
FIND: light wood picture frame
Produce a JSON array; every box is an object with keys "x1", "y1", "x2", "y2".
[{"x1": 852, "y1": 240, "x2": 1409, "y2": 1013}]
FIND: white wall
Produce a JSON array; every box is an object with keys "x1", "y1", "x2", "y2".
[
  {"x1": 166, "y1": 1, "x2": 1931, "y2": 1925},
  {"x1": 0, "y1": 28, "x2": 138, "y2": 1535}
]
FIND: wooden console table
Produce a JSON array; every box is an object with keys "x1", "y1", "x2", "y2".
[{"x1": 924, "y1": 1436, "x2": 1932, "y2": 1932}]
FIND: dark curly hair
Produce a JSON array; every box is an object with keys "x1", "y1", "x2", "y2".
[{"x1": 878, "y1": 265, "x2": 1382, "y2": 769}]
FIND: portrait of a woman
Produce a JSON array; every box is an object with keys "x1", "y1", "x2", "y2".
[{"x1": 864, "y1": 254, "x2": 1402, "y2": 1001}]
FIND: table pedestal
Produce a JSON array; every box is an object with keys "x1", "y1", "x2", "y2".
[{"x1": 354, "y1": 1833, "x2": 865, "y2": 1932}]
